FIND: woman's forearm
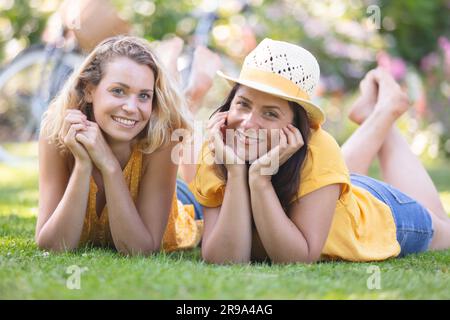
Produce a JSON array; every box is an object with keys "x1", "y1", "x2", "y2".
[
  {"x1": 249, "y1": 177, "x2": 313, "y2": 263},
  {"x1": 36, "y1": 163, "x2": 91, "y2": 251},
  {"x1": 202, "y1": 167, "x2": 253, "y2": 264},
  {"x1": 102, "y1": 164, "x2": 156, "y2": 256}
]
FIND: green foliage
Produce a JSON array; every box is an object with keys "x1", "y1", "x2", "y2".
[
  {"x1": 1, "y1": 1, "x2": 449, "y2": 159},
  {"x1": 112, "y1": 0, "x2": 197, "y2": 41},
  {"x1": 379, "y1": 0, "x2": 450, "y2": 65},
  {"x1": 0, "y1": 0, "x2": 51, "y2": 62}
]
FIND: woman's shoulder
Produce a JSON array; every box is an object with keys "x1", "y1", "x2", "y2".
[
  {"x1": 300, "y1": 126, "x2": 348, "y2": 178},
  {"x1": 38, "y1": 133, "x2": 73, "y2": 173},
  {"x1": 140, "y1": 140, "x2": 179, "y2": 172},
  {"x1": 307, "y1": 126, "x2": 341, "y2": 154},
  {"x1": 296, "y1": 127, "x2": 350, "y2": 199},
  {"x1": 309, "y1": 126, "x2": 338, "y2": 144}
]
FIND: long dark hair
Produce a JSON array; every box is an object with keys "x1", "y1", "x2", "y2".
[{"x1": 211, "y1": 84, "x2": 311, "y2": 210}]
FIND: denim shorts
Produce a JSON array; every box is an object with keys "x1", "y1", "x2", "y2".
[
  {"x1": 176, "y1": 178, "x2": 203, "y2": 220},
  {"x1": 350, "y1": 173, "x2": 434, "y2": 257}
]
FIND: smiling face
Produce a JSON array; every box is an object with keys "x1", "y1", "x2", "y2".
[
  {"x1": 225, "y1": 85, "x2": 295, "y2": 161},
  {"x1": 88, "y1": 56, "x2": 155, "y2": 144}
]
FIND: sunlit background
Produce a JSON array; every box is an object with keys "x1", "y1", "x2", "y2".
[
  {"x1": 0, "y1": 0, "x2": 449, "y2": 160},
  {"x1": 0, "y1": 0, "x2": 449, "y2": 300}
]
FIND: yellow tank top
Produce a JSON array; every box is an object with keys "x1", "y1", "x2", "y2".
[{"x1": 78, "y1": 144, "x2": 203, "y2": 252}]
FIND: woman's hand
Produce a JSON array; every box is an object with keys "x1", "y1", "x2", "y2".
[
  {"x1": 348, "y1": 69, "x2": 379, "y2": 125},
  {"x1": 60, "y1": 110, "x2": 92, "y2": 169},
  {"x1": 207, "y1": 111, "x2": 245, "y2": 173},
  {"x1": 249, "y1": 124, "x2": 304, "y2": 181},
  {"x1": 74, "y1": 121, "x2": 119, "y2": 174}
]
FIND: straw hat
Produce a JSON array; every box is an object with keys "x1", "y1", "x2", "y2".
[{"x1": 217, "y1": 38, "x2": 325, "y2": 126}]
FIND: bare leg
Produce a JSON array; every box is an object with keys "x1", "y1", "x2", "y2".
[
  {"x1": 184, "y1": 46, "x2": 222, "y2": 115},
  {"x1": 378, "y1": 127, "x2": 450, "y2": 250},
  {"x1": 342, "y1": 70, "x2": 379, "y2": 175},
  {"x1": 154, "y1": 40, "x2": 222, "y2": 183},
  {"x1": 342, "y1": 68, "x2": 408, "y2": 176},
  {"x1": 154, "y1": 37, "x2": 184, "y2": 83},
  {"x1": 378, "y1": 127, "x2": 447, "y2": 219},
  {"x1": 428, "y1": 217, "x2": 450, "y2": 250},
  {"x1": 343, "y1": 68, "x2": 448, "y2": 220},
  {"x1": 179, "y1": 46, "x2": 222, "y2": 183},
  {"x1": 343, "y1": 69, "x2": 450, "y2": 250},
  {"x1": 341, "y1": 109, "x2": 399, "y2": 175},
  {"x1": 344, "y1": 111, "x2": 450, "y2": 250}
]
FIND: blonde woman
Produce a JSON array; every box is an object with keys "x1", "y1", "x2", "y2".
[
  {"x1": 191, "y1": 38, "x2": 450, "y2": 264},
  {"x1": 36, "y1": 36, "x2": 203, "y2": 255}
]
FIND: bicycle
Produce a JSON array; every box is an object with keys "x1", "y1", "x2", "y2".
[
  {"x1": 0, "y1": 0, "x2": 130, "y2": 162},
  {"x1": 0, "y1": 33, "x2": 84, "y2": 161},
  {"x1": 0, "y1": 0, "x2": 252, "y2": 162}
]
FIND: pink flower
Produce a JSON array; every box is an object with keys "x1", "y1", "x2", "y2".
[
  {"x1": 438, "y1": 36, "x2": 450, "y2": 52},
  {"x1": 438, "y1": 36, "x2": 450, "y2": 72},
  {"x1": 377, "y1": 51, "x2": 407, "y2": 80},
  {"x1": 421, "y1": 52, "x2": 440, "y2": 72}
]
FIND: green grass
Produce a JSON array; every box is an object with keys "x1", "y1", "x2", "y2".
[{"x1": 0, "y1": 145, "x2": 449, "y2": 299}]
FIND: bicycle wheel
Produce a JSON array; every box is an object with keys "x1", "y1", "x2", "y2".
[{"x1": 0, "y1": 45, "x2": 83, "y2": 159}]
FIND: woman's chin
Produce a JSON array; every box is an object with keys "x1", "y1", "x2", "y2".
[
  {"x1": 104, "y1": 130, "x2": 140, "y2": 144},
  {"x1": 236, "y1": 144, "x2": 270, "y2": 163}
]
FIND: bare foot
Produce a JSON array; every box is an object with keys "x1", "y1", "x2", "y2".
[
  {"x1": 348, "y1": 70, "x2": 378, "y2": 125},
  {"x1": 185, "y1": 46, "x2": 222, "y2": 114},
  {"x1": 373, "y1": 68, "x2": 410, "y2": 120},
  {"x1": 348, "y1": 96, "x2": 375, "y2": 125},
  {"x1": 154, "y1": 36, "x2": 184, "y2": 81}
]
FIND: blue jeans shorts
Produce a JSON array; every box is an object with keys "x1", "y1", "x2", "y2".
[
  {"x1": 350, "y1": 173, "x2": 434, "y2": 257},
  {"x1": 176, "y1": 178, "x2": 203, "y2": 220}
]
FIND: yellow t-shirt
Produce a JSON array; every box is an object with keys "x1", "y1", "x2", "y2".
[{"x1": 190, "y1": 127, "x2": 401, "y2": 261}]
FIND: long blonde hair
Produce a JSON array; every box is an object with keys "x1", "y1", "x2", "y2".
[{"x1": 41, "y1": 35, "x2": 191, "y2": 154}]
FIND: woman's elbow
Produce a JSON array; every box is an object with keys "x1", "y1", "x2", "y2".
[
  {"x1": 301, "y1": 255, "x2": 320, "y2": 264},
  {"x1": 35, "y1": 234, "x2": 77, "y2": 253},
  {"x1": 116, "y1": 242, "x2": 159, "y2": 257},
  {"x1": 201, "y1": 246, "x2": 250, "y2": 265},
  {"x1": 202, "y1": 255, "x2": 249, "y2": 265},
  {"x1": 303, "y1": 246, "x2": 323, "y2": 264},
  {"x1": 137, "y1": 245, "x2": 159, "y2": 257},
  {"x1": 271, "y1": 250, "x2": 321, "y2": 264}
]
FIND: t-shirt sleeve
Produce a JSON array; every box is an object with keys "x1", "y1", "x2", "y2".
[
  {"x1": 294, "y1": 128, "x2": 350, "y2": 202},
  {"x1": 189, "y1": 142, "x2": 226, "y2": 208}
]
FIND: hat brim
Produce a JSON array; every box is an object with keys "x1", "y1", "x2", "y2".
[{"x1": 217, "y1": 70, "x2": 325, "y2": 127}]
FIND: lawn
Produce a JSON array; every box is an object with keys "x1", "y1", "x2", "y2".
[{"x1": 0, "y1": 143, "x2": 449, "y2": 299}]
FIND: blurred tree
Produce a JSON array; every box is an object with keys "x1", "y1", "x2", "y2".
[
  {"x1": 379, "y1": 0, "x2": 450, "y2": 66},
  {"x1": 112, "y1": 0, "x2": 196, "y2": 41},
  {"x1": 0, "y1": 0, "x2": 53, "y2": 62},
  {"x1": 1, "y1": 0, "x2": 449, "y2": 157}
]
